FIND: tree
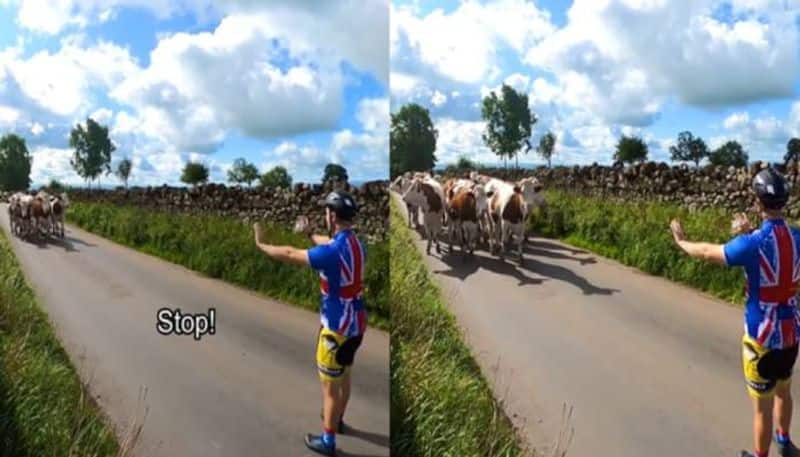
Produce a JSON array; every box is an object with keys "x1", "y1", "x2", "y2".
[
  {"x1": 669, "y1": 131, "x2": 708, "y2": 167},
  {"x1": 709, "y1": 141, "x2": 748, "y2": 167},
  {"x1": 785, "y1": 138, "x2": 800, "y2": 165},
  {"x1": 180, "y1": 161, "x2": 209, "y2": 186},
  {"x1": 227, "y1": 158, "x2": 259, "y2": 186},
  {"x1": 260, "y1": 166, "x2": 292, "y2": 189},
  {"x1": 390, "y1": 103, "x2": 438, "y2": 177},
  {"x1": 537, "y1": 131, "x2": 556, "y2": 168},
  {"x1": 444, "y1": 156, "x2": 478, "y2": 174},
  {"x1": 0, "y1": 133, "x2": 32, "y2": 191},
  {"x1": 323, "y1": 163, "x2": 348, "y2": 183},
  {"x1": 614, "y1": 135, "x2": 648, "y2": 164},
  {"x1": 116, "y1": 158, "x2": 132, "y2": 188},
  {"x1": 69, "y1": 117, "x2": 115, "y2": 187},
  {"x1": 45, "y1": 179, "x2": 65, "y2": 193},
  {"x1": 481, "y1": 83, "x2": 537, "y2": 169}
]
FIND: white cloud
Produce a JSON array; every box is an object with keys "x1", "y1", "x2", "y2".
[{"x1": 392, "y1": 0, "x2": 553, "y2": 85}]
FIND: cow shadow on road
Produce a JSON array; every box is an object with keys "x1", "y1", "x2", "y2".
[
  {"x1": 433, "y1": 239, "x2": 618, "y2": 296},
  {"x1": 435, "y1": 250, "x2": 546, "y2": 287}
]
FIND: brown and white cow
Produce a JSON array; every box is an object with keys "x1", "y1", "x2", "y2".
[
  {"x1": 447, "y1": 186, "x2": 480, "y2": 255},
  {"x1": 402, "y1": 176, "x2": 445, "y2": 254},
  {"x1": 50, "y1": 193, "x2": 69, "y2": 238},
  {"x1": 485, "y1": 177, "x2": 542, "y2": 260}
]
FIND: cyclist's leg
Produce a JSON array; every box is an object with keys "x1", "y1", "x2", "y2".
[
  {"x1": 321, "y1": 378, "x2": 342, "y2": 433},
  {"x1": 753, "y1": 395, "x2": 775, "y2": 456},
  {"x1": 340, "y1": 369, "x2": 351, "y2": 422},
  {"x1": 775, "y1": 380, "x2": 793, "y2": 438}
]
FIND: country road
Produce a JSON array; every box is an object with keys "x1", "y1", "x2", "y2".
[
  {"x1": 0, "y1": 206, "x2": 389, "y2": 457},
  {"x1": 392, "y1": 193, "x2": 797, "y2": 457}
]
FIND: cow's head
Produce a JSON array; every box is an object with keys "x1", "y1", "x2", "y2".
[
  {"x1": 516, "y1": 177, "x2": 545, "y2": 207},
  {"x1": 402, "y1": 179, "x2": 428, "y2": 210}
]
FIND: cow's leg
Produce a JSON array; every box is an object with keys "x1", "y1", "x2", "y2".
[{"x1": 426, "y1": 227, "x2": 432, "y2": 254}]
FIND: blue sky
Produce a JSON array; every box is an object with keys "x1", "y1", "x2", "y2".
[
  {"x1": 391, "y1": 0, "x2": 800, "y2": 167},
  {"x1": 0, "y1": 0, "x2": 388, "y2": 186}
]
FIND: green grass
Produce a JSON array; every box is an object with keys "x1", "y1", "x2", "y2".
[
  {"x1": 0, "y1": 225, "x2": 119, "y2": 456},
  {"x1": 67, "y1": 202, "x2": 389, "y2": 330},
  {"x1": 390, "y1": 200, "x2": 526, "y2": 457},
  {"x1": 529, "y1": 190, "x2": 745, "y2": 305}
]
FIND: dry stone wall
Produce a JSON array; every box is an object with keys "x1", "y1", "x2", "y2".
[
  {"x1": 448, "y1": 161, "x2": 800, "y2": 218},
  {"x1": 7, "y1": 181, "x2": 389, "y2": 242}
]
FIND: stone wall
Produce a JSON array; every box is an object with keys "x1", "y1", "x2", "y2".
[
  {"x1": 448, "y1": 161, "x2": 800, "y2": 218},
  {"x1": 4, "y1": 181, "x2": 389, "y2": 242}
]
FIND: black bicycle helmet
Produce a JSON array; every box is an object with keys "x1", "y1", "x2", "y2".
[
  {"x1": 321, "y1": 191, "x2": 358, "y2": 220},
  {"x1": 753, "y1": 167, "x2": 789, "y2": 210}
]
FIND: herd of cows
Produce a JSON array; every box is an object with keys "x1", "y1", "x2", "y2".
[
  {"x1": 391, "y1": 171, "x2": 547, "y2": 260},
  {"x1": 6, "y1": 191, "x2": 70, "y2": 240}
]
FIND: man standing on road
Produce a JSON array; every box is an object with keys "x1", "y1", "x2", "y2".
[
  {"x1": 670, "y1": 167, "x2": 800, "y2": 457},
  {"x1": 253, "y1": 191, "x2": 367, "y2": 457}
]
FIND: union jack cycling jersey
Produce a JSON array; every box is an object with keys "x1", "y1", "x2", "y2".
[
  {"x1": 725, "y1": 219, "x2": 800, "y2": 349},
  {"x1": 307, "y1": 229, "x2": 367, "y2": 337}
]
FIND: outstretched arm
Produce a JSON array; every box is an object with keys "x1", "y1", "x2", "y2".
[
  {"x1": 310, "y1": 234, "x2": 331, "y2": 245},
  {"x1": 670, "y1": 219, "x2": 727, "y2": 265},
  {"x1": 254, "y1": 223, "x2": 309, "y2": 266}
]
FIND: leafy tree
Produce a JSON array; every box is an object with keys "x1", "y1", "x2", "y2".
[
  {"x1": 45, "y1": 179, "x2": 65, "y2": 193},
  {"x1": 614, "y1": 135, "x2": 648, "y2": 164},
  {"x1": 390, "y1": 103, "x2": 438, "y2": 177},
  {"x1": 444, "y1": 156, "x2": 478, "y2": 174},
  {"x1": 785, "y1": 138, "x2": 800, "y2": 165},
  {"x1": 537, "y1": 131, "x2": 557, "y2": 168},
  {"x1": 260, "y1": 166, "x2": 292, "y2": 189},
  {"x1": 180, "y1": 161, "x2": 209, "y2": 186},
  {"x1": 69, "y1": 117, "x2": 115, "y2": 187},
  {"x1": 669, "y1": 131, "x2": 708, "y2": 167},
  {"x1": 709, "y1": 140, "x2": 748, "y2": 167},
  {"x1": 481, "y1": 83, "x2": 536, "y2": 169},
  {"x1": 323, "y1": 163, "x2": 348, "y2": 183},
  {"x1": 227, "y1": 158, "x2": 259, "y2": 186},
  {"x1": 0, "y1": 133, "x2": 32, "y2": 191},
  {"x1": 116, "y1": 158, "x2": 132, "y2": 188}
]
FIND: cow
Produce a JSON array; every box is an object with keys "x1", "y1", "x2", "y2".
[
  {"x1": 402, "y1": 176, "x2": 445, "y2": 254},
  {"x1": 485, "y1": 178, "x2": 530, "y2": 261},
  {"x1": 49, "y1": 193, "x2": 69, "y2": 238},
  {"x1": 7, "y1": 192, "x2": 23, "y2": 236},
  {"x1": 30, "y1": 191, "x2": 52, "y2": 238},
  {"x1": 391, "y1": 173, "x2": 420, "y2": 228},
  {"x1": 447, "y1": 186, "x2": 480, "y2": 255},
  {"x1": 17, "y1": 194, "x2": 35, "y2": 238}
]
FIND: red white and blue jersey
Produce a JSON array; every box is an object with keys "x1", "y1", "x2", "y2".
[
  {"x1": 307, "y1": 229, "x2": 367, "y2": 337},
  {"x1": 725, "y1": 219, "x2": 800, "y2": 349}
]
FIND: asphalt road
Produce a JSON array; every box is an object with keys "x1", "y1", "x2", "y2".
[
  {"x1": 393, "y1": 193, "x2": 797, "y2": 457},
  {"x1": 0, "y1": 206, "x2": 389, "y2": 457}
]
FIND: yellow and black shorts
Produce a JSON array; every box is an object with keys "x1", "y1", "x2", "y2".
[
  {"x1": 316, "y1": 327, "x2": 363, "y2": 382},
  {"x1": 742, "y1": 334, "x2": 799, "y2": 398}
]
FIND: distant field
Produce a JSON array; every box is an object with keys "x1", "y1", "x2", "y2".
[
  {"x1": 67, "y1": 202, "x2": 389, "y2": 330},
  {"x1": 529, "y1": 190, "x2": 745, "y2": 305}
]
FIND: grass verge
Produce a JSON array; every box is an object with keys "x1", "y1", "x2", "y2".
[
  {"x1": 390, "y1": 199, "x2": 526, "y2": 456},
  {"x1": 529, "y1": 190, "x2": 745, "y2": 305},
  {"x1": 67, "y1": 202, "x2": 389, "y2": 330},
  {"x1": 0, "y1": 224, "x2": 119, "y2": 456}
]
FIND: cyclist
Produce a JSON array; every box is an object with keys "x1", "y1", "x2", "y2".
[
  {"x1": 670, "y1": 167, "x2": 800, "y2": 457},
  {"x1": 253, "y1": 191, "x2": 367, "y2": 457}
]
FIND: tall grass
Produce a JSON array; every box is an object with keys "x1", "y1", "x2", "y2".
[
  {"x1": 0, "y1": 225, "x2": 119, "y2": 456},
  {"x1": 529, "y1": 191, "x2": 745, "y2": 304},
  {"x1": 390, "y1": 200, "x2": 526, "y2": 457},
  {"x1": 67, "y1": 203, "x2": 389, "y2": 330}
]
